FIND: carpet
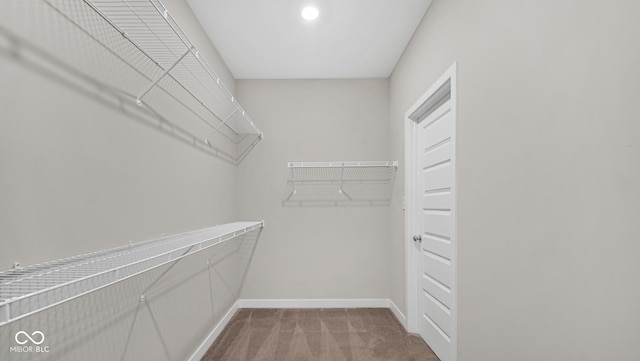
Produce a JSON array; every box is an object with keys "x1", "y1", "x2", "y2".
[{"x1": 201, "y1": 308, "x2": 439, "y2": 361}]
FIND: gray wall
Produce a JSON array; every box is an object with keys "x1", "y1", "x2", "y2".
[
  {"x1": 235, "y1": 79, "x2": 392, "y2": 300},
  {"x1": 389, "y1": 1, "x2": 640, "y2": 360},
  {"x1": 0, "y1": 0, "x2": 249, "y2": 360}
]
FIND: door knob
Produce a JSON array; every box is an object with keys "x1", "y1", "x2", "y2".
[{"x1": 413, "y1": 235, "x2": 422, "y2": 243}]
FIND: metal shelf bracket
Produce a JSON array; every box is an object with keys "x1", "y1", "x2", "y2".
[
  {"x1": 285, "y1": 161, "x2": 398, "y2": 206},
  {"x1": 136, "y1": 47, "x2": 192, "y2": 106}
]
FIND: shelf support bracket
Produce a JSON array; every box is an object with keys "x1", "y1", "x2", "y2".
[
  {"x1": 338, "y1": 166, "x2": 353, "y2": 201},
  {"x1": 205, "y1": 106, "x2": 241, "y2": 146},
  {"x1": 136, "y1": 47, "x2": 192, "y2": 106},
  {"x1": 138, "y1": 245, "x2": 195, "y2": 301},
  {"x1": 214, "y1": 106, "x2": 241, "y2": 133},
  {"x1": 0, "y1": 304, "x2": 9, "y2": 325},
  {"x1": 286, "y1": 167, "x2": 297, "y2": 201}
]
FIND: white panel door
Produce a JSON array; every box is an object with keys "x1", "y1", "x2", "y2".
[{"x1": 417, "y1": 98, "x2": 455, "y2": 361}]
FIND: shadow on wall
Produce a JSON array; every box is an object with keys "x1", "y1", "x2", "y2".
[
  {"x1": 0, "y1": 0, "x2": 261, "y2": 165},
  {"x1": 0, "y1": 230, "x2": 261, "y2": 361},
  {"x1": 0, "y1": 25, "x2": 239, "y2": 164}
]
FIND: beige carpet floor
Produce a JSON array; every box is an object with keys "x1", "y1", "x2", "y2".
[{"x1": 201, "y1": 308, "x2": 439, "y2": 361}]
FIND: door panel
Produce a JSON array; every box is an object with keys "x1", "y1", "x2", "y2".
[
  {"x1": 422, "y1": 213, "x2": 452, "y2": 238},
  {"x1": 421, "y1": 232, "x2": 452, "y2": 260},
  {"x1": 421, "y1": 251, "x2": 452, "y2": 286},
  {"x1": 421, "y1": 191, "x2": 453, "y2": 211},
  {"x1": 422, "y1": 164, "x2": 452, "y2": 191},
  {"x1": 422, "y1": 141, "x2": 453, "y2": 170},
  {"x1": 422, "y1": 107, "x2": 452, "y2": 148},
  {"x1": 422, "y1": 272, "x2": 452, "y2": 308},
  {"x1": 422, "y1": 288, "x2": 452, "y2": 336},
  {"x1": 420, "y1": 314, "x2": 452, "y2": 361}
]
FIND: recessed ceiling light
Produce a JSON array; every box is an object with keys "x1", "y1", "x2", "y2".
[{"x1": 301, "y1": 6, "x2": 319, "y2": 21}]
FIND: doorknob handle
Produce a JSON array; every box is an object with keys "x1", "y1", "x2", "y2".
[{"x1": 413, "y1": 235, "x2": 422, "y2": 243}]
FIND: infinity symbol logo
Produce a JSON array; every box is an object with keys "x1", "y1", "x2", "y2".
[{"x1": 15, "y1": 331, "x2": 45, "y2": 345}]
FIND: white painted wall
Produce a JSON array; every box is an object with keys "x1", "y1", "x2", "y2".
[
  {"x1": 0, "y1": 0, "x2": 248, "y2": 360},
  {"x1": 389, "y1": 1, "x2": 640, "y2": 360},
  {"x1": 235, "y1": 79, "x2": 393, "y2": 301}
]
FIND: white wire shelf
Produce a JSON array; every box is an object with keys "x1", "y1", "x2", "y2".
[
  {"x1": 285, "y1": 161, "x2": 398, "y2": 206},
  {"x1": 0, "y1": 0, "x2": 262, "y2": 164},
  {"x1": 0, "y1": 221, "x2": 263, "y2": 326}
]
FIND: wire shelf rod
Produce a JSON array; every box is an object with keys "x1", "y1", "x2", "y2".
[
  {"x1": 288, "y1": 161, "x2": 398, "y2": 169},
  {"x1": 0, "y1": 221, "x2": 263, "y2": 325},
  {"x1": 286, "y1": 179, "x2": 395, "y2": 186}
]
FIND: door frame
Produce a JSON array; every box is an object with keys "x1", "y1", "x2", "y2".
[{"x1": 405, "y1": 62, "x2": 458, "y2": 360}]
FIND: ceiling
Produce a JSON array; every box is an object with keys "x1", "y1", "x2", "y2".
[{"x1": 186, "y1": 0, "x2": 433, "y2": 79}]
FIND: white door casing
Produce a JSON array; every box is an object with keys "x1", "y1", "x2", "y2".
[{"x1": 405, "y1": 62, "x2": 457, "y2": 361}]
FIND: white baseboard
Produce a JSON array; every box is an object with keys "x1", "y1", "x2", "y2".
[
  {"x1": 388, "y1": 299, "x2": 407, "y2": 330},
  {"x1": 188, "y1": 300, "x2": 240, "y2": 361},
  {"x1": 238, "y1": 298, "x2": 390, "y2": 309}
]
